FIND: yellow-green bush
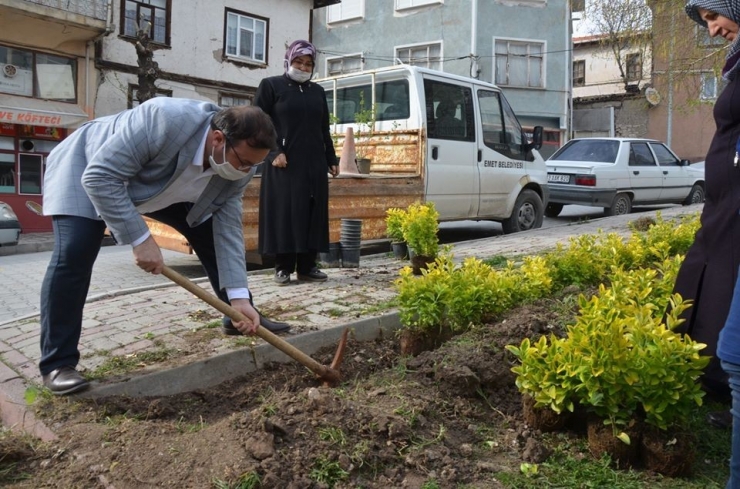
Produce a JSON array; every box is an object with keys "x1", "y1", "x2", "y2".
[
  {"x1": 395, "y1": 254, "x2": 554, "y2": 335},
  {"x1": 396, "y1": 213, "x2": 699, "y2": 336},
  {"x1": 401, "y1": 202, "x2": 439, "y2": 257},
  {"x1": 385, "y1": 207, "x2": 407, "y2": 243},
  {"x1": 507, "y1": 259, "x2": 709, "y2": 434}
]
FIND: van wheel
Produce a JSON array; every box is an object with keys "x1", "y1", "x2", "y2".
[
  {"x1": 604, "y1": 193, "x2": 632, "y2": 216},
  {"x1": 682, "y1": 184, "x2": 705, "y2": 205},
  {"x1": 544, "y1": 203, "x2": 563, "y2": 218},
  {"x1": 502, "y1": 190, "x2": 544, "y2": 234}
]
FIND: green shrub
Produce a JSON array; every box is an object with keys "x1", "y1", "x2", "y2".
[
  {"x1": 402, "y1": 201, "x2": 440, "y2": 257},
  {"x1": 385, "y1": 207, "x2": 407, "y2": 243},
  {"x1": 507, "y1": 260, "x2": 709, "y2": 436}
]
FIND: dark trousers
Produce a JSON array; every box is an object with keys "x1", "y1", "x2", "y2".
[
  {"x1": 39, "y1": 204, "x2": 231, "y2": 375},
  {"x1": 39, "y1": 216, "x2": 107, "y2": 375},
  {"x1": 275, "y1": 252, "x2": 317, "y2": 275}
]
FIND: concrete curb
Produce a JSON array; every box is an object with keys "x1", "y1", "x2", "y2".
[{"x1": 77, "y1": 311, "x2": 402, "y2": 399}]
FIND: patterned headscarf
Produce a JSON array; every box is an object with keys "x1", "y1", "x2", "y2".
[
  {"x1": 284, "y1": 40, "x2": 316, "y2": 73},
  {"x1": 685, "y1": 0, "x2": 740, "y2": 80}
]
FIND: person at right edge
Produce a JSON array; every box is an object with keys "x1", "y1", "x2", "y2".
[
  {"x1": 253, "y1": 40, "x2": 339, "y2": 286},
  {"x1": 677, "y1": 0, "x2": 740, "y2": 430}
]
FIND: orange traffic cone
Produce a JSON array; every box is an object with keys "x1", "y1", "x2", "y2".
[{"x1": 338, "y1": 127, "x2": 359, "y2": 174}]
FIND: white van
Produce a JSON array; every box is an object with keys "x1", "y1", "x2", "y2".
[{"x1": 318, "y1": 65, "x2": 549, "y2": 234}]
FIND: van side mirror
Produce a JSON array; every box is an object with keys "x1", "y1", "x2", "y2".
[
  {"x1": 525, "y1": 126, "x2": 543, "y2": 151},
  {"x1": 680, "y1": 159, "x2": 690, "y2": 167}
]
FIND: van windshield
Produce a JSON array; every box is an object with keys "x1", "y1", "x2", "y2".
[{"x1": 325, "y1": 80, "x2": 410, "y2": 123}]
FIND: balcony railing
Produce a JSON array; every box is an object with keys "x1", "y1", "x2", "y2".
[{"x1": 21, "y1": 0, "x2": 108, "y2": 21}]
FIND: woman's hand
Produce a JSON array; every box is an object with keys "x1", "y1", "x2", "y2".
[{"x1": 272, "y1": 153, "x2": 288, "y2": 168}]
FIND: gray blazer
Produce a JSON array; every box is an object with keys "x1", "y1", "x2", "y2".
[{"x1": 43, "y1": 97, "x2": 253, "y2": 290}]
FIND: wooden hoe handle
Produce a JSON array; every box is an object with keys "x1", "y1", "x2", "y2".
[{"x1": 161, "y1": 265, "x2": 340, "y2": 384}]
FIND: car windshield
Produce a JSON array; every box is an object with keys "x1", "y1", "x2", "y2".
[{"x1": 549, "y1": 140, "x2": 620, "y2": 163}]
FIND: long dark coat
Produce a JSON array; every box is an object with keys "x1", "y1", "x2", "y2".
[
  {"x1": 672, "y1": 74, "x2": 740, "y2": 396},
  {"x1": 253, "y1": 75, "x2": 337, "y2": 255}
]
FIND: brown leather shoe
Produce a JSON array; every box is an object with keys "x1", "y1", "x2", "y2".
[{"x1": 42, "y1": 366, "x2": 89, "y2": 396}]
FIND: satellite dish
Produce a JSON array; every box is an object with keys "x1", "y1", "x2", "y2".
[{"x1": 645, "y1": 87, "x2": 661, "y2": 106}]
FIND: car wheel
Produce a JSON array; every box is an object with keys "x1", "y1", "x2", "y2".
[
  {"x1": 502, "y1": 189, "x2": 544, "y2": 234},
  {"x1": 682, "y1": 184, "x2": 705, "y2": 205},
  {"x1": 544, "y1": 203, "x2": 564, "y2": 218},
  {"x1": 604, "y1": 193, "x2": 632, "y2": 216}
]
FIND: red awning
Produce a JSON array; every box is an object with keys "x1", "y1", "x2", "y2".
[{"x1": 0, "y1": 94, "x2": 89, "y2": 127}]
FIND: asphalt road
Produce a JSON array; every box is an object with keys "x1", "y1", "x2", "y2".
[{"x1": 437, "y1": 203, "x2": 677, "y2": 243}]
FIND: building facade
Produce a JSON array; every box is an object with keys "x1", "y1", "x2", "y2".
[
  {"x1": 0, "y1": 0, "x2": 329, "y2": 233},
  {"x1": 647, "y1": 0, "x2": 723, "y2": 162},
  {"x1": 0, "y1": 0, "x2": 108, "y2": 232},
  {"x1": 311, "y1": 0, "x2": 570, "y2": 158}
]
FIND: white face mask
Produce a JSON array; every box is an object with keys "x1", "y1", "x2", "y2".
[
  {"x1": 209, "y1": 144, "x2": 247, "y2": 181},
  {"x1": 287, "y1": 66, "x2": 312, "y2": 84}
]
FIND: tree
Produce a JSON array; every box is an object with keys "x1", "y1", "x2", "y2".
[
  {"x1": 134, "y1": 22, "x2": 160, "y2": 104},
  {"x1": 583, "y1": 0, "x2": 653, "y2": 91},
  {"x1": 648, "y1": 0, "x2": 727, "y2": 105}
]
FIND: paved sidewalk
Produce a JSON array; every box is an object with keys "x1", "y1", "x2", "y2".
[{"x1": 0, "y1": 205, "x2": 702, "y2": 438}]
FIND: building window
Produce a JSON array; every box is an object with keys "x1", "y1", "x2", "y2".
[
  {"x1": 571, "y1": 0, "x2": 585, "y2": 12},
  {"x1": 19, "y1": 153, "x2": 42, "y2": 195},
  {"x1": 220, "y1": 93, "x2": 252, "y2": 107},
  {"x1": 127, "y1": 84, "x2": 172, "y2": 109},
  {"x1": 326, "y1": 55, "x2": 363, "y2": 76},
  {"x1": 0, "y1": 45, "x2": 76, "y2": 101},
  {"x1": 122, "y1": 0, "x2": 169, "y2": 45},
  {"x1": 701, "y1": 72, "x2": 725, "y2": 100},
  {"x1": 327, "y1": 0, "x2": 364, "y2": 23},
  {"x1": 625, "y1": 53, "x2": 642, "y2": 81},
  {"x1": 395, "y1": 42, "x2": 442, "y2": 70},
  {"x1": 494, "y1": 39, "x2": 544, "y2": 88},
  {"x1": 225, "y1": 10, "x2": 267, "y2": 64},
  {"x1": 0, "y1": 151, "x2": 14, "y2": 194},
  {"x1": 573, "y1": 60, "x2": 585, "y2": 87},
  {"x1": 396, "y1": 0, "x2": 443, "y2": 10}
]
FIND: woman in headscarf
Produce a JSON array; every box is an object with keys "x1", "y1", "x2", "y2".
[
  {"x1": 680, "y1": 0, "x2": 740, "y2": 443},
  {"x1": 253, "y1": 40, "x2": 339, "y2": 285}
]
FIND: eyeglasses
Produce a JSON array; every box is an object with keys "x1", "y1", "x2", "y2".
[{"x1": 222, "y1": 132, "x2": 262, "y2": 172}]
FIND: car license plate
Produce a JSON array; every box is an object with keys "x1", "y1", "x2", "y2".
[{"x1": 548, "y1": 174, "x2": 570, "y2": 183}]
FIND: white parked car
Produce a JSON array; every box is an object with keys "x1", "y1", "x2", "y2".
[
  {"x1": 0, "y1": 202, "x2": 21, "y2": 246},
  {"x1": 545, "y1": 138, "x2": 705, "y2": 216}
]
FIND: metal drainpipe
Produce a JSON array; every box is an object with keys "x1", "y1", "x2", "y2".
[
  {"x1": 470, "y1": 0, "x2": 479, "y2": 79},
  {"x1": 666, "y1": 7, "x2": 675, "y2": 148}
]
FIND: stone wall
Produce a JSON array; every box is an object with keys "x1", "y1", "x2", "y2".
[{"x1": 573, "y1": 94, "x2": 650, "y2": 139}]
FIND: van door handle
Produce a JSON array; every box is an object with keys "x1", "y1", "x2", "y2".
[
  {"x1": 632, "y1": 171, "x2": 640, "y2": 175},
  {"x1": 663, "y1": 170, "x2": 668, "y2": 175},
  {"x1": 478, "y1": 149, "x2": 482, "y2": 162},
  {"x1": 432, "y1": 146, "x2": 438, "y2": 160}
]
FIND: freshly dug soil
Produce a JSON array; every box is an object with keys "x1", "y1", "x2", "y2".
[{"x1": 0, "y1": 297, "x2": 668, "y2": 488}]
